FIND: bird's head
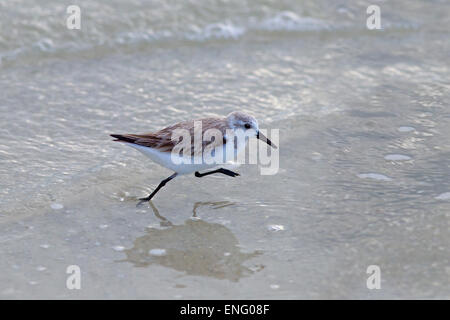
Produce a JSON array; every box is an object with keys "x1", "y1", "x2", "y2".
[{"x1": 226, "y1": 111, "x2": 277, "y2": 149}]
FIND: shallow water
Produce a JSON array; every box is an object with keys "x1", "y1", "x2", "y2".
[{"x1": 0, "y1": 0, "x2": 449, "y2": 299}]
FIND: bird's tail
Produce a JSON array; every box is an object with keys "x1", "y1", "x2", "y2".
[{"x1": 110, "y1": 134, "x2": 137, "y2": 143}]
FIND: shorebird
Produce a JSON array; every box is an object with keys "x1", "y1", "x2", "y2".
[{"x1": 111, "y1": 111, "x2": 276, "y2": 203}]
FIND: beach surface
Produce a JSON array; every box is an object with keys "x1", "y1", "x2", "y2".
[{"x1": 0, "y1": 0, "x2": 449, "y2": 298}]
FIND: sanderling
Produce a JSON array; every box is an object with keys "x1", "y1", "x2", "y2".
[{"x1": 111, "y1": 111, "x2": 276, "y2": 203}]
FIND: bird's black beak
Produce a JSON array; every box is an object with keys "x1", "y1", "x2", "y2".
[{"x1": 257, "y1": 131, "x2": 277, "y2": 149}]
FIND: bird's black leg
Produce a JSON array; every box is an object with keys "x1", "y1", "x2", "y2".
[
  {"x1": 138, "y1": 173, "x2": 178, "y2": 204},
  {"x1": 195, "y1": 168, "x2": 240, "y2": 178}
]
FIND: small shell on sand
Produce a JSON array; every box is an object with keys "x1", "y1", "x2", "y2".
[
  {"x1": 384, "y1": 154, "x2": 412, "y2": 161},
  {"x1": 267, "y1": 224, "x2": 285, "y2": 232},
  {"x1": 435, "y1": 192, "x2": 450, "y2": 200},
  {"x1": 357, "y1": 173, "x2": 392, "y2": 181},
  {"x1": 270, "y1": 284, "x2": 280, "y2": 289},
  {"x1": 51, "y1": 203, "x2": 64, "y2": 210},
  {"x1": 149, "y1": 248, "x2": 167, "y2": 256},
  {"x1": 398, "y1": 126, "x2": 415, "y2": 132}
]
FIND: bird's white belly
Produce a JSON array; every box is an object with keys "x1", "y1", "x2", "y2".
[{"x1": 127, "y1": 144, "x2": 220, "y2": 174}]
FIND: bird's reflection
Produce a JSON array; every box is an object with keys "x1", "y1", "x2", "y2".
[{"x1": 122, "y1": 201, "x2": 263, "y2": 282}]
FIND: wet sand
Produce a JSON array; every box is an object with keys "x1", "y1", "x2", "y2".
[
  {"x1": 1, "y1": 108, "x2": 449, "y2": 299},
  {"x1": 1, "y1": 0, "x2": 449, "y2": 299}
]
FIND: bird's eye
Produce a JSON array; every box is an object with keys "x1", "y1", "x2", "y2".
[{"x1": 244, "y1": 123, "x2": 251, "y2": 129}]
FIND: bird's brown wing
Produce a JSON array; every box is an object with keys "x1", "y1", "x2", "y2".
[
  {"x1": 111, "y1": 117, "x2": 228, "y2": 155},
  {"x1": 110, "y1": 133, "x2": 176, "y2": 153}
]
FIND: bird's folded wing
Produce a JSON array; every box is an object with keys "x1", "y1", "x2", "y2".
[
  {"x1": 111, "y1": 118, "x2": 228, "y2": 156},
  {"x1": 110, "y1": 133, "x2": 176, "y2": 153}
]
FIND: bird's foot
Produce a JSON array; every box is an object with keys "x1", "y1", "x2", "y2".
[{"x1": 136, "y1": 196, "x2": 151, "y2": 207}]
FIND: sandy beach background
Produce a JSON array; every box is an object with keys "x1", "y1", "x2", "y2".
[{"x1": 0, "y1": 0, "x2": 449, "y2": 298}]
